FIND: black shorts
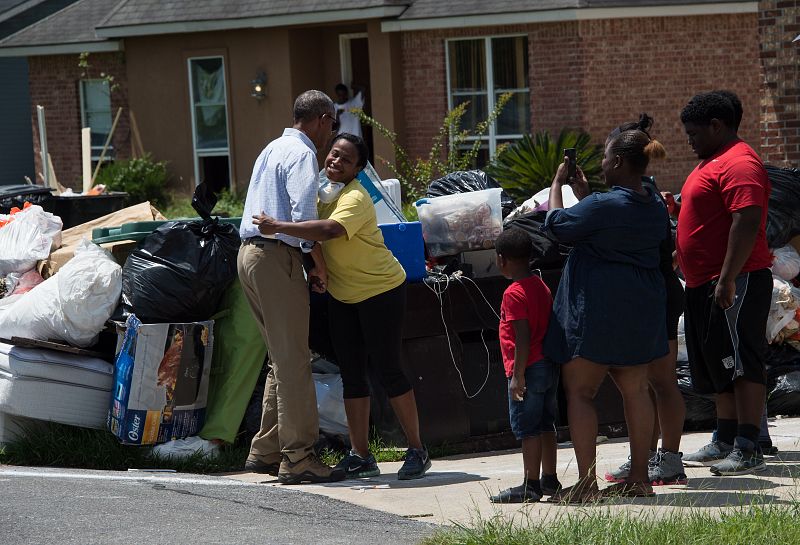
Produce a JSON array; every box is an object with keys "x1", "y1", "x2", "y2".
[
  {"x1": 684, "y1": 268, "x2": 771, "y2": 394},
  {"x1": 664, "y1": 272, "x2": 685, "y2": 341}
]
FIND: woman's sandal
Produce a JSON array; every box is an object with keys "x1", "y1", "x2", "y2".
[
  {"x1": 547, "y1": 483, "x2": 605, "y2": 505},
  {"x1": 601, "y1": 481, "x2": 655, "y2": 499}
]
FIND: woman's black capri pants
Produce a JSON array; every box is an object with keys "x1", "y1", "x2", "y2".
[{"x1": 328, "y1": 282, "x2": 412, "y2": 399}]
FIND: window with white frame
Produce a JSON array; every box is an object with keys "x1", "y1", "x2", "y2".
[
  {"x1": 188, "y1": 56, "x2": 231, "y2": 191},
  {"x1": 79, "y1": 79, "x2": 113, "y2": 162},
  {"x1": 446, "y1": 35, "x2": 530, "y2": 166}
]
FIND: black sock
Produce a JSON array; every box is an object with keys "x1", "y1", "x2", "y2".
[
  {"x1": 525, "y1": 479, "x2": 542, "y2": 495},
  {"x1": 716, "y1": 418, "x2": 737, "y2": 445},
  {"x1": 737, "y1": 423, "x2": 760, "y2": 445}
]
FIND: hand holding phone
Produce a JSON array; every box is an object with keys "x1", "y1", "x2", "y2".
[{"x1": 564, "y1": 148, "x2": 577, "y2": 182}]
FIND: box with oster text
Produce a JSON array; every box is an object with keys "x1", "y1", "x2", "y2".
[{"x1": 108, "y1": 315, "x2": 213, "y2": 445}]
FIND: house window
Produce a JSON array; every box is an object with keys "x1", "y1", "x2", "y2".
[
  {"x1": 79, "y1": 79, "x2": 113, "y2": 163},
  {"x1": 446, "y1": 35, "x2": 530, "y2": 165},
  {"x1": 188, "y1": 56, "x2": 231, "y2": 192}
]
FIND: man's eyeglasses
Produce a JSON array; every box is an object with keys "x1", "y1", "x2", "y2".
[{"x1": 322, "y1": 113, "x2": 340, "y2": 133}]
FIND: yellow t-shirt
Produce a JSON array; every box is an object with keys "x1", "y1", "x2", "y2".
[{"x1": 318, "y1": 180, "x2": 406, "y2": 304}]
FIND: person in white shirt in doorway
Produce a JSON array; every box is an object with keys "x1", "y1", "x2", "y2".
[{"x1": 334, "y1": 83, "x2": 365, "y2": 138}]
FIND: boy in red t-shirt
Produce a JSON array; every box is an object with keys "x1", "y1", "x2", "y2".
[{"x1": 489, "y1": 228, "x2": 561, "y2": 503}]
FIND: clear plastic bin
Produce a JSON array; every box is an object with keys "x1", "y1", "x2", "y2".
[{"x1": 415, "y1": 188, "x2": 503, "y2": 257}]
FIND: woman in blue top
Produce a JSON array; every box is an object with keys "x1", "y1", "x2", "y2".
[{"x1": 544, "y1": 127, "x2": 669, "y2": 503}]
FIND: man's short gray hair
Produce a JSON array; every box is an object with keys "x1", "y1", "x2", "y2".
[{"x1": 293, "y1": 90, "x2": 334, "y2": 123}]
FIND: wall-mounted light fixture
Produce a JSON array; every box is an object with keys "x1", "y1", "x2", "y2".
[{"x1": 251, "y1": 72, "x2": 266, "y2": 100}]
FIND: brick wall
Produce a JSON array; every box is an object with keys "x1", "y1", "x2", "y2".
[
  {"x1": 28, "y1": 52, "x2": 130, "y2": 190},
  {"x1": 759, "y1": 0, "x2": 800, "y2": 167},
  {"x1": 400, "y1": 13, "x2": 760, "y2": 193}
]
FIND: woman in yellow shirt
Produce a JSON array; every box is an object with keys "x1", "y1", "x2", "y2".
[{"x1": 251, "y1": 133, "x2": 429, "y2": 480}]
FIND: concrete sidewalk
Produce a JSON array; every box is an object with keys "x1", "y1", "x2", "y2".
[{"x1": 227, "y1": 417, "x2": 800, "y2": 525}]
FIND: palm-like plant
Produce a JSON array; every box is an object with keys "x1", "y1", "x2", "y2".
[{"x1": 485, "y1": 130, "x2": 604, "y2": 202}]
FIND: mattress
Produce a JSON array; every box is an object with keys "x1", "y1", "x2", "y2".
[{"x1": 0, "y1": 342, "x2": 113, "y2": 443}]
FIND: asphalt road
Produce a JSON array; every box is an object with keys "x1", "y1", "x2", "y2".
[{"x1": 0, "y1": 466, "x2": 435, "y2": 545}]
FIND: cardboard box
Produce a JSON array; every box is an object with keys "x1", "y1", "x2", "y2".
[
  {"x1": 108, "y1": 315, "x2": 214, "y2": 445},
  {"x1": 40, "y1": 240, "x2": 137, "y2": 279}
]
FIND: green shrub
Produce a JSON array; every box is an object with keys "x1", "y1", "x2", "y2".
[
  {"x1": 485, "y1": 130, "x2": 604, "y2": 202},
  {"x1": 95, "y1": 154, "x2": 171, "y2": 208},
  {"x1": 213, "y1": 189, "x2": 245, "y2": 218}
]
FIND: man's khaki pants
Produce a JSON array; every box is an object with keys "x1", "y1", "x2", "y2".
[{"x1": 238, "y1": 240, "x2": 318, "y2": 463}]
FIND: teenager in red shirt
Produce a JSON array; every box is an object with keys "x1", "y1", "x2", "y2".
[
  {"x1": 490, "y1": 228, "x2": 560, "y2": 503},
  {"x1": 676, "y1": 91, "x2": 772, "y2": 476}
]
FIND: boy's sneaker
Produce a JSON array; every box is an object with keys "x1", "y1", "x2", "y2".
[
  {"x1": 334, "y1": 450, "x2": 380, "y2": 479},
  {"x1": 604, "y1": 450, "x2": 656, "y2": 482},
  {"x1": 151, "y1": 436, "x2": 220, "y2": 460},
  {"x1": 540, "y1": 474, "x2": 562, "y2": 496},
  {"x1": 648, "y1": 449, "x2": 688, "y2": 485},
  {"x1": 710, "y1": 437, "x2": 766, "y2": 476},
  {"x1": 682, "y1": 440, "x2": 733, "y2": 467},
  {"x1": 278, "y1": 453, "x2": 346, "y2": 485},
  {"x1": 490, "y1": 483, "x2": 542, "y2": 504},
  {"x1": 398, "y1": 447, "x2": 431, "y2": 480},
  {"x1": 759, "y1": 440, "x2": 779, "y2": 456}
]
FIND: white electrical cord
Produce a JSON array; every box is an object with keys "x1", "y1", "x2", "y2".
[{"x1": 423, "y1": 272, "x2": 492, "y2": 399}]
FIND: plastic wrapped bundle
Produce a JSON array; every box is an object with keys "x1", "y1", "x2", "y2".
[
  {"x1": 427, "y1": 170, "x2": 516, "y2": 218},
  {"x1": 415, "y1": 188, "x2": 503, "y2": 257}
]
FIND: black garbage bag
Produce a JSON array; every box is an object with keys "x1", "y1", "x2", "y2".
[
  {"x1": 677, "y1": 359, "x2": 717, "y2": 430},
  {"x1": 121, "y1": 183, "x2": 240, "y2": 323},
  {"x1": 768, "y1": 371, "x2": 800, "y2": 417},
  {"x1": 503, "y1": 210, "x2": 570, "y2": 270},
  {"x1": 765, "y1": 165, "x2": 800, "y2": 248},
  {"x1": 427, "y1": 170, "x2": 517, "y2": 218},
  {"x1": 765, "y1": 344, "x2": 800, "y2": 416}
]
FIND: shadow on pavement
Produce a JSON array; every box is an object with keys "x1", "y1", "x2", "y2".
[
  {"x1": 315, "y1": 471, "x2": 490, "y2": 490},
  {"x1": 683, "y1": 476, "x2": 782, "y2": 492},
  {"x1": 622, "y1": 491, "x2": 792, "y2": 508}
]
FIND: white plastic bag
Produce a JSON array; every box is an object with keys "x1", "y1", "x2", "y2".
[
  {"x1": 767, "y1": 276, "x2": 800, "y2": 343},
  {"x1": 772, "y1": 245, "x2": 800, "y2": 281},
  {"x1": 0, "y1": 205, "x2": 62, "y2": 276},
  {"x1": 0, "y1": 239, "x2": 121, "y2": 347},
  {"x1": 314, "y1": 373, "x2": 348, "y2": 437}
]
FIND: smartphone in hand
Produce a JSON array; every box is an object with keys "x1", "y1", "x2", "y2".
[{"x1": 564, "y1": 148, "x2": 577, "y2": 181}]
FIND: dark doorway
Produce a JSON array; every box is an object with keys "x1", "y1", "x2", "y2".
[
  {"x1": 199, "y1": 155, "x2": 230, "y2": 194},
  {"x1": 343, "y1": 35, "x2": 374, "y2": 164}
]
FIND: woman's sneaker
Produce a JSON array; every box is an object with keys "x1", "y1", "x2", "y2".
[
  {"x1": 682, "y1": 440, "x2": 733, "y2": 467},
  {"x1": 648, "y1": 449, "x2": 688, "y2": 485},
  {"x1": 398, "y1": 447, "x2": 431, "y2": 480},
  {"x1": 604, "y1": 450, "x2": 656, "y2": 483},
  {"x1": 334, "y1": 450, "x2": 381, "y2": 479}
]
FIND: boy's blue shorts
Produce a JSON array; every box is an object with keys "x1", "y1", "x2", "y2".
[{"x1": 508, "y1": 359, "x2": 559, "y2": 440}]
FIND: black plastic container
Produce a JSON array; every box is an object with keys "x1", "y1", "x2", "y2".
[
  {"x1": 41, "y1": 192, "x2": 128, "y2": 228},
  {"x1": 0, "y1": 184, "x2": 53, "y2": 213}
]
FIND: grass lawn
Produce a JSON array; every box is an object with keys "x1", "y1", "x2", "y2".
[
  {"x1": 421, "y1": 501, "x2": 800, "y2": 545},
  {"x1": 0, "y1": 421, "x2": 406, "y2": 473}
]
